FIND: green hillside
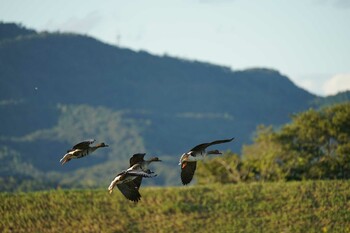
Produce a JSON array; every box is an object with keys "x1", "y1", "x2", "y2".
[{"x1": 1, "y1": 181, "x2": 349, "y2": 233}]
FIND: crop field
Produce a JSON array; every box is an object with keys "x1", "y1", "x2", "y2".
[{"x1": 1, "y1": 181, "x2": 350, "y2": 233}]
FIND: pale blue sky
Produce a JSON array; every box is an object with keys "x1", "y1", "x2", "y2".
[{"x1": 1, "y1": 0, "x2": 349, "y2": 96}]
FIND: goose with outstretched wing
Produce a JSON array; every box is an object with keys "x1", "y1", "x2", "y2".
[
  {"x1": 179, "y1": 138, "x2": 234, "y2": 185},
  {"x1": 129, "y1": 153, "x2": 161, "y2": 190},
  {"x1": 108, "y1": 163, "x2": 157, "y2": 202},
  {"x1": 59, "y1": 139, "x2": 108, "y2": 165}
]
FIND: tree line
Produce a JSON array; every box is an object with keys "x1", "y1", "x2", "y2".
[{"x1": 196, "y1": 103, "x2": 350, "y2": 184}]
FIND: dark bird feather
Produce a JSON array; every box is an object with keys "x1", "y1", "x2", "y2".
[
  {"x1": 190, "y1": 138, "x2": 234, "y2": 152},
  {"x1": 181, "y1": 162, "x2": 197, "y2": 185}
]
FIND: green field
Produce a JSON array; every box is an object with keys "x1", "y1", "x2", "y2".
[{"x1": 1, "y1": 181, "x2": 350, "y2": 233}]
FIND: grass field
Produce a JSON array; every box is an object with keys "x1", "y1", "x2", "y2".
[{"x1": 1, "y1": 181, "x2": 350, "y2": 233}]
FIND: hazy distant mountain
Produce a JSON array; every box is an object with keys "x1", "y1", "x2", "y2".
[
  {"x1": 0, "y1": 22, "x2": 348, "y2": 189},
  {"x1": 312, "y1": 91, "x2": 350, "y2": 108}
]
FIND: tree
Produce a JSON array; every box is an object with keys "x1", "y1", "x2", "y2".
[
  {"x1": 241, "y1": 125, "x2": 286, "y2": 181},
  {"x1": 196, "y1": 151, "x2": 242, "y2": 184},
  {"x1": 276, "y1": 103, "x2": 350, "y2": 180},
  {"x1": 195, "y1": 103, "x2": 350, "y2": 185}
]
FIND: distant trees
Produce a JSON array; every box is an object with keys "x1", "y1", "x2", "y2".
[
  {"x1": 196, "y1": 152, "x2": 242, "y2": 184},
  {"x1": 196, "y1": 103, "x2": 350, "y2": 184},
  {"x1": 275, "y1": 103, "x2": 350, "y2": 180},
  {"x1": 0, "y1": 22, "x2": 36, "y2": 41},
  {"x1": 0, "y1": 104, "x2": 148, "y2": 191},
  {"x1": 241, "y1": 125, "x2": 286, "y2": 181}
]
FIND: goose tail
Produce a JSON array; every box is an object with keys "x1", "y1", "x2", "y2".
[
  {"x1": 108, "y1": 176, "x2": 119, "y2": 194},
  {"x1": 59, "y1": 153, "x2": 70, "y2": 165}
]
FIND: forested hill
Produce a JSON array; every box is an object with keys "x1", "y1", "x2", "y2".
[
  {"x1": 0, "y1": 22, "x2": 36, "y2": 41},
  {"x1": 0, "y1": 22, "x2": 348, "y2": 189},
  {"x1": 0, "y1": 23, "x2": 315, "y2": 143}
]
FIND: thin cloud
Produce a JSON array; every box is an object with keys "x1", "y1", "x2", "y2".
[
  {"x1": 45, "y1": 11, "x2": 102, "y2": 34},
  {"x1": 323, "y1": 73, "x2": 350, "y2": 95}
]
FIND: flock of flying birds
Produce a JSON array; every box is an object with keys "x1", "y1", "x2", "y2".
[{"x1": 59, "y1": 137, "x2": 234, "y2": 202}]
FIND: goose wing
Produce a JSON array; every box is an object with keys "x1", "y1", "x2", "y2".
[
  {"x1": 181, "y1": 161, "x2": 197, "y2": 185},
  {"x1": 127, "y1": 170, "x2": 157, "y2": 178},
  {"x1": 129, "y1": 153, "x2": 146, "y2": 167},
  {"x1": 190, "y1": 138, "x2": 234, "y2": 152},
  {"x1": 133, "y1": 177, "x2": 143, "y2": 190},
  {"x1": 117, "y1": 181, "x2": 141, "y2": 202},
  {"x1": 127, "y1": 169, "x2": 156, "y2": 189},
  {"x1": 70, "y1": 139, "x2": 96, "y2": 151}
]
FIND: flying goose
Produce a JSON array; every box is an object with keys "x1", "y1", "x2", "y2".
[
  {"x1": 129, "y1": 153, "x2": 161, "y2": 189},
  {"x1": 179, "y1": 138, "x2": 234, "y2": 185},
  {"x1": 59, "y1": 139, "x2": 108, "y2": 165},
  {"x1": 108, "y1": 163, "x2": 157, "y2": 202}
]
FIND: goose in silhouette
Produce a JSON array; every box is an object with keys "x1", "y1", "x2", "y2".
[
  {"x1": 59, "y1": 139, "x2": 108, "y2": 165},
  {"x1": 128, "y1": 153, "x2": 161, "y2": 189},
  {"x1": 108, "y1": 163, "x2": 157, "y2": 202},
  {"x1": 179, "y1": 138, "x2": 234, "y2": 185}
]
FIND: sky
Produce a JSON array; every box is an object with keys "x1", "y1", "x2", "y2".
[{"x1": 0, "y1": 0, "x2": 349, "y2": 96}]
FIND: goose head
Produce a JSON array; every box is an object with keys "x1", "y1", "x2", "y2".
[
  {"x1": 149, "y1": 157, "x2": 162, "y2": 162},
  {"x1": 207, "y1": 149, "x2": 222, "y2": 155},
  {"x1": 96, "y1": 142, "x2": 109, "y2": 148}
]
